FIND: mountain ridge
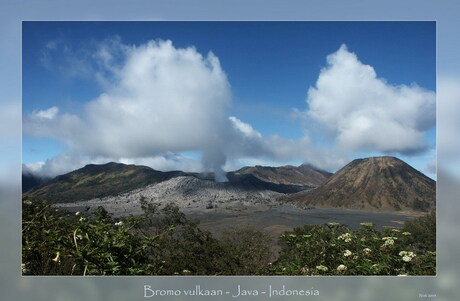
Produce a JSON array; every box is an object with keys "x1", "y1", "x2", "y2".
[
  {"x1": 23, "y1": 156, "x2": 436, "y2": 212},
  {"x1": 235, "y1": 164, "x2": 332, "y2": 187},
  {"x1": 23, "y1": 162, "x2": 324, "y2": 203}
]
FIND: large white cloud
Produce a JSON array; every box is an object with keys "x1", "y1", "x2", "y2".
[
  {"x1": 305, "y1": 44, "x2": 435, "y2": 154},
  {"x1": 24, "y1": 39, "x2": 232, "y2": 179}
]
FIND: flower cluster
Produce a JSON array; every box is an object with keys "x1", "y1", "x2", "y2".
[
  {"x1": 338, "y1": 233, "x2": 352, "y2": 242},
  {"x1": 337, "y1": 264, "x2": 347, "y2": 271},
  {"x1": 21, "y1": 263, "x2": 29, "y2": 274},
  {"x1": 343, "y1": 249, "x2": 352, "y2": 257},
  {"x1": 399, "y1": 251, "x2": 416, "y2": 262},
  {"x1": 381, "y1": 236, "x2": 397, "y2": 247},
  {"x1": 362, "y1": 247, "x2": 372, "y2": 255},
  {"x1": 114, "y1": 221, "x2": 124, "y2": 227}
]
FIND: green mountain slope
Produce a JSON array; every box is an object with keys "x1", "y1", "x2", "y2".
[{"x1": 23, "y1": 162, "x2": 186, "y2": 203}]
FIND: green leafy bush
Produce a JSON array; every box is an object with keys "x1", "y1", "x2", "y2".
[
  {"x1": 218, "y1": 225, "x2": 272, "y2": 275},
  {"x1": 401, "y1": 211, "x2": 436, "y2": 252},
  {"x1": 22, "y1": 199, "x2": 159, "y2": 275},
  {"x1": 22, "y1": 199, "x2": 435, "y2": 276},
  {"x1": 266, "y1": 219, "x2": 435, "y2": 276}
]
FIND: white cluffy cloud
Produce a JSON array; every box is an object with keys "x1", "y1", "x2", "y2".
[
  {"x1": 31, "y1": 106, "x2": 59, "y2": 120},
  {"x1": 305, "y1": 44, "x2": 435, "y2": 155},
  {"x1": 25, "y1": 39, "x2": 232, "y2": 180}
]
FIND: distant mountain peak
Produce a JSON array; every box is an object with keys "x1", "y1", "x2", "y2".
[{"x1": 236, "y1": 164, "x2": 331, "y2": 187}]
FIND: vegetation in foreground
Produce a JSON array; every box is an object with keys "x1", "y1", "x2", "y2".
[{"x1": 22, "y1": 198, "x2": 435, "y2": 276}]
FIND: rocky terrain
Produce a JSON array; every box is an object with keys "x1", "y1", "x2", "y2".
[
  {"x1": 25, "y1": 162, "x2": 329, "y2": 215},
  {"x1": 56, "y1": 175, "x2": 284, "y2": 216}
]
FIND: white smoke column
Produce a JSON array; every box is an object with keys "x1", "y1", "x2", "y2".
[{"x1": 202, "y1": 147, "x2": 228, "y2": 182}]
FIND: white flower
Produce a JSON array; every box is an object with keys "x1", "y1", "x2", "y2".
[
  {"x1": 338, "y1": 233, "x2": 352, "y2": 242},
  {"x1": 363, "y1": 248, "x2": 372, "y2": 255},
  {"x1": 382, "y1": 238, "x2": 395, "y2": 247},
  {"x1": 79, "y1": 217, "x2": 86, "y2": 222},
  {"x1": 114, "y1": 221, "x2": 124, "y2": 227},
  {"x1": 399, "y1": 251, "x2": 416, "y2": 261},
  {"x1": 21, "y1": 263, "x2": 29, "y2": 274},
  {"x1": 402, "y1": 255, "x2": 412, "y2": 262},
  {"x1": 75, "y1": 211, "x2": 81, "y2": 216},
  {"x1": 343, "y1": 250, "x2": 352, "y2": 257},
  {"x1": 23, "y1": 200, "x2": 32, "y2": 205},
  {"x1": 337, "y1": 264, "x2": 347, "y2": 271}
]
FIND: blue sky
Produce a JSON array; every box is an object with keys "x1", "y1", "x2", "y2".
[{"x1": 22, "y1": 21, "x2": 436, "y2": 178}]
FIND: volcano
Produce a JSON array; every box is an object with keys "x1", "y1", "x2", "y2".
[{"x1": 285, "y1": 156, "x2": 435, "y2": 212}]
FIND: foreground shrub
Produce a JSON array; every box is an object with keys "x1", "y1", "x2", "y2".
[
  {"x1": 218, "y1": 225, "x2": 272, "y2": 275},
  {"x1": 22, "y1": 199, "x2": 160, "y2": 275},
  {"x1": 22, "y1": 199, "x2": 272, "y2": 276},
  {"x1": 401, "y1": 211, "x2": 436, "y2": 253},
  {"x1": 22, "y1": 199, "x2": 436, "y2": 276},
  {"x1": 266, "y1": 217, "x2": 436, "y2": 276}
]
